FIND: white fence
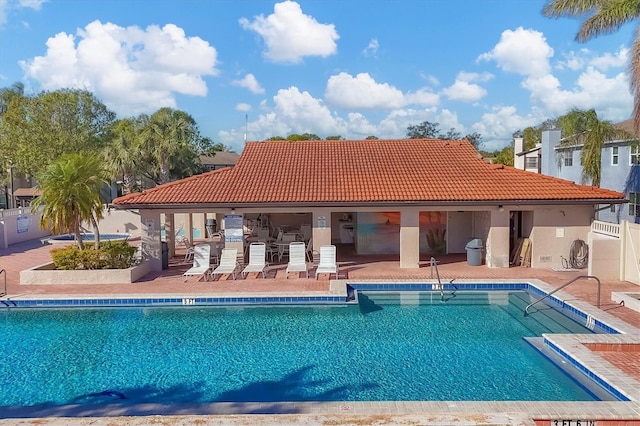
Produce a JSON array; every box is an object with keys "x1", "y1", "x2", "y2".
[
  {"x1": 590, "y1": 220, "x2": 639, "y2": 285},
  {"x1": 0, "y1": 206, "x2": 51, "y2": 249}
]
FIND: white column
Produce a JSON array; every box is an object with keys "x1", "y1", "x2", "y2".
[
  {"x1": 486, "y1": 209, "x2": 510, "y2": 268},
  {"x1": 166, "y1": 213, "x2": 176, "y2": 258},
  {"x1": 312, "y1": 210, "x2": 332, "y2": 247},
  {"x1": 400, "y1": 209, "x2": 420, "y2": 269}
]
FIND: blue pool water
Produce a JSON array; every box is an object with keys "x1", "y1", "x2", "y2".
[
  {"x1": 48, "y1": 233, "x2": 130, "y2": 242},
  {"x1": 0, "y1": 291, "x2": 596, "y2": 407}
]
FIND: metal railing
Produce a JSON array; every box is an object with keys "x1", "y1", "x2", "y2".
[
  {"x1": 429, "y1": 257, "x2": 445, "y2": 301},
  {"x1": 524, "y1": 275, "x2": 601, "y2": 316},
  {"x1": 0, "y1": 269, "x2": 6, "y2": 297}
]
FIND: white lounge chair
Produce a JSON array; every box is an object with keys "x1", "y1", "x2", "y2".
[
  {"x1": 286, "y1": 241, "x2": 308, "y2": 278},
  {"x1": 242, "y1": 242, "x2": 268, "y2": 278},
  {"x1": 183, "y1": 243, "x2": 212, "y2": 281},
  {"x1": 315, "y1": 245, "x2": 338, "y2": 279},
  {"x1": 210, "y1": 248, "x2": 239, "y2": 280}
]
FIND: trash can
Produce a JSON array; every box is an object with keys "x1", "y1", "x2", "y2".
[
  {"x1": 465, "y1": 238, "x2": 483, "y2": 266},
  {"x1": 206, "y1": 218, "x2": 217, "y2": 238},
  {"x1": 161, "y1": 241, "x2": 169, "y2": 270}
]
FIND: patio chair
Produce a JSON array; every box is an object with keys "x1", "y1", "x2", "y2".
[
  {"x1": 315, "y1": 245, "x2": 338, "y2": 279},
  {"x1": 210, "y1": 248, "x2": 239, "y2": 280},
  {"x1": 286, "y1": 241, "x2": 308, "y2": 278},
  {"x1": 299, "y1": 223, "x2": 312, "y2": 242},
  {"x1": 305, "y1": 237, "x2": 320, "y2": 263},
  {"x1": 181, "y1": 237, "x2": 196, "y2": 263},
  {"x1": 242, "y1": 242, "x2": 268, "y2": 278},
  {"x1": 183, "y1": 244, "x2": 212, "y2": 282}
]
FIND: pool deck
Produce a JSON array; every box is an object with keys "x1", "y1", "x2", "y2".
[{"x1": 1, "y1": 239, "x2": 639, "y2": 425}]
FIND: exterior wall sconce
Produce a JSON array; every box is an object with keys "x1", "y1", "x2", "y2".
[
  {"x1": 231, "y1": 208, "x2": 236, "y2": 214},
  {"x1": 498, "y1": 205, "x2": 504, "y2": 212}
]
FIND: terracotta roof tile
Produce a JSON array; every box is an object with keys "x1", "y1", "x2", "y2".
[{"x1": 113, "y1": 139, "x2": 624, "y2": 207}]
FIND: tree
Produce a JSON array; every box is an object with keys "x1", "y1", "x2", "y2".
[
  {"x1": 31, "y1": 153, "x2": 109, "y2": 249},
  {"x1": 542, "y1": 0, "x2": 640, "y2": 131},
  {"x1": 406, "y1": 121, "x2": 440, "y2": 138},
  {"x1": 557, "y1": 108, "x2": 634, "y2": 186},
  {"x1": 0, "y1": 82, "x2": 24, "y2": 116},
  {"x1": 325, "y1": 135, "x2": 344, "y2": 140},
  {"x1": 513, "y1": 119, "x2": 558, "y2": 151},
  {"x1": 286, "y1": 133, "x2": 321, "y2": 141},
  {"x1": 0, "y1": 89, "x2": 116, "y2": 176},
  {"x1": 365, "y1": 135, "x2": 379, "y2": 140},
  {"x1": 104, "y1": 118, "x2": 142, "y2": 195},
  {"x1": 138, "y1": 108, "x2": 203, "y2": 185},
  {"x1": 493, "y1": 145, "x2": 515, "y2": 166},
  {"x1": 406, "y1": 121, "x2": 483, "y2": 149}
]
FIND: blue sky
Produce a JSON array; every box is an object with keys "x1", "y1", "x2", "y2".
[{"x1": 0, "y1": 0, "x2": 635, "y2": 152}]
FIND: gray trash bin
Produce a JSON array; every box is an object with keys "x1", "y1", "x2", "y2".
[
  {"x1": 161, "y1": 241, "x2": 169, "y2": 270},
  {"x1": 465, "y1": 238, "x2": 483, "y2": 266}
]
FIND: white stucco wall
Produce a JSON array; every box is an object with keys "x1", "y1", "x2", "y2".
[{"x1": 530, "y1": 206, "x2": 593, "y2": 269}]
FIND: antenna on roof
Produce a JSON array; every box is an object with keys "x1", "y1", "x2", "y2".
[{"x1": 244, "y1": 114, "x2": 248, "y2": 144}]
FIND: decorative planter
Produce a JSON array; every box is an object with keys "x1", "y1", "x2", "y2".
[{"x1": 20, "y1": 262, "x2": 151, "y2": 285}]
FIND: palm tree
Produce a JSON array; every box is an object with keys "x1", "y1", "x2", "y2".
[
  {"x1": 31, "y1": 153, "x2": 109, "y2": 249},
  {"x1": 542, "y1": 0, "x2": 640, "y2": 131},
  {"x1": 140, "y1": 108, "x2": 198, "y2": 185},
  {"x1": 557, "y1": 108, "x2": 634, "y2": 186},
  {"x1": 105, "y1": 118, "x2": 141, "y2": 195}
]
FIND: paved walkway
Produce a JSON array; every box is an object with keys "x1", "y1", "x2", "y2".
[
  {"x1": 1, "y1": 239, "x2": 640, "y2": 425},
  {"x1": 2, "y1": 239, "x2": 639, "y2": 328}
]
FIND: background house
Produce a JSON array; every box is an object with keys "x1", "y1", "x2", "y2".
[{"x1": 514, "y1": 121, "x2": 637, "y2": 224}]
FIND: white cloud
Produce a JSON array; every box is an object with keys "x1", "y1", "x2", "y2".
[
  {"x1": 0, "y1": 0, "x2": 47, "y2": 25},
  {"x1": 235, "y1": 103, "x2": 252, "y2": 112},
  {"x1": 589, "y1": 46, "x2": 628, "y2": 71},
  {"x1": 471, "y1": 106, "x2": 539, "y2": 150},
  {"x1": 273, "y1": 86, "x2": 344, "y2": 134},
  {"x1": 457, "y1": 71, "x2": 494, "y2": 83},
  {"x1": 481, "y1": 26, "x2": 631, "y2": 128},
  {"x1": 239, "y1": 1, "x2": 339, "y2": 64},
  {"x1": 20, "y1": 20, "x2": 219, "y2": 116},
  {"x1": 478, "y1": 27, "x2": 553, "y2": 77},
  {"x1": 555, "y1": 48, "x2": 590, "y2": 71},
  {"x1": 363, "y1": 38, "x2": 379, "y2": 57},
  {"x1": 325, "y1": 72, "x2": 438, "y2": 109},
  {"x1": 523, "y1": 67, "x2": 632, "y2": 119},
  {"x1": 442, "y1": 80, "x2": 487, "y2": 102},
  {"x1": 325, "y1": 72, "x2": 404, "y2": 109},
  {"x1": 232, "y1": 73, "x2": 265, "y2": 94}
]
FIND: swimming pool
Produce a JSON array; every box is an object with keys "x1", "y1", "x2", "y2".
[
  {"x1": 0, "y1": 291, "x2": 603, "y2": 408},
  {"x1": 46, "y1": 233, "x2": 131, "y2": 245}
]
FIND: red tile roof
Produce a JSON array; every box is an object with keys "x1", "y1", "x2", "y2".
[{"x1": 113, "y1": 139, "x2": 624, "y2": 207}]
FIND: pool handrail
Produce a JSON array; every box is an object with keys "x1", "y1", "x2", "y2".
[
  {"x1": 429, "y1": 257, "x2": 445, "y2": 301},
  {"x1": 524, "y1": 275, "x2": 600, "y2": 317},
  {"x1": 0, "y1": 268, "x2": 6, "y2": 297}
]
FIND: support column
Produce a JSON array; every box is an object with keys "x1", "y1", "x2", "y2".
[
  {"x1": 185, "y1": 213, "x2": 193, "y2": 242},
  {"x1": 140, "y1": 209, "x2": 162, "y2": 272},
  {"x1": 400, "y1": 209, "x2": 420, "y2": 269},
  {"x1": 486, "y1": 210, "x2": 510, "y2": 268},
  {"x1": 166, "y1": 213, "x2": 176, "y2": 258},
  {"x1": 312, "y1": 210, "x2": 331, "y2": 248}
]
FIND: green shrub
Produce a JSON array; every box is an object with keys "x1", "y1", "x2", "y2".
[{"x1": 51, "y1": 241, "x2": 137, "y2": 270}]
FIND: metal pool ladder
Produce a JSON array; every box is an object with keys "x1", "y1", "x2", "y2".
[
  {"x1": 0, "y1": 269, "x2": 6, "y2": 297},
  {"x1": 524, "y1": 275, "x2": 601, "y2": 316},
  {"x1": 429, "y1": 257, "x2": 445, "y2": 301}
]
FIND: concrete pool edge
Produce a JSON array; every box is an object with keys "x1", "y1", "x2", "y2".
[{"x1": 1, "y1": 400, "x2": 639, "y2": 422}]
